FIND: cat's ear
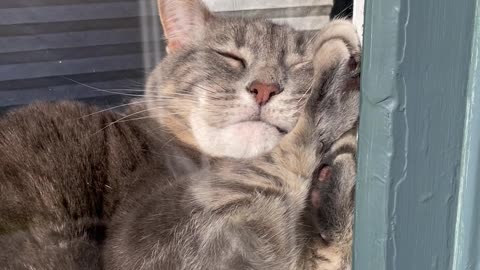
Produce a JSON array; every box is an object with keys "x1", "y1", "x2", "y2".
[{"x1": 157, "y1": 0, "x2": 212, "y2": 53}]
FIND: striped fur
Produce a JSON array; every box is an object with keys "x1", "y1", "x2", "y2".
[
  {"x1": 145, "y1": 0, "x2": 357, "y2": 159},
  {"x1": 104, "y1": 31, "x2": 360, "y2": 269}
]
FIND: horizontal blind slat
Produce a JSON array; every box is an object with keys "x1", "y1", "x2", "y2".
[
  {"x1": 0, "y1": 28, "x2": 163, "y2": 53},
  {"x1": 0, "y1": 2, "x2": 148, "y2": 25},
  {"x1": 0, "y1": 0, "x2": 141, "y2": 9},
  {"x1": 0, "y1": 17, "x2": 142, "y2": 37},
  {"x1": 0, "y1": 54, "x2": 147, "y2": 81},
  {"x1": 0, "y1": 70, "x2": 144, "y2": 91},
  {"x1": 0, "y1": 42, "x2": 150, "y2": 65},
  {"x1": 0, "y1": 78, "x2": 141, "y2": 107}
]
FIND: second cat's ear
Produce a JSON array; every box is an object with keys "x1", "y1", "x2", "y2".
[{"x1": 157, "y1": 0, "x2": 212, "y2": 53}]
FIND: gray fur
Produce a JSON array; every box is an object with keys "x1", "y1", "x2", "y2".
[
  {"x1": 145, "y1": 6, "x2": 319, "y2": 158},
  {"x1": 144, "y1": 1, "x2": 360, "y2": 159},
  {"x1": 0, "y1": 102, "x2": 204, "y2": 269},
  {"x1": 104, "y1": 32, "x2": 360, "y2": 269}
]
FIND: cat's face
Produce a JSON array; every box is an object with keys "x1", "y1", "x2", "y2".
[{"x1": 146, "y1": 0, "x2": 316, "y2": 158}]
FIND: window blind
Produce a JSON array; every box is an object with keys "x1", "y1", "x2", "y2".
[{"x1": 0, "y1": 0, "x2": 163, "y2": 111}]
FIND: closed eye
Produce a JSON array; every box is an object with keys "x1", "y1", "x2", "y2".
[{"x1": 213, "y1": 50, "x2": 246, "y2": 68}]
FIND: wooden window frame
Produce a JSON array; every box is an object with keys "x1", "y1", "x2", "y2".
[{"x1": 353, "y1": 0, "x2": 480, "y2": 269}]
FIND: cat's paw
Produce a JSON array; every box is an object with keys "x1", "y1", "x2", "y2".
[
  {"x1": 312, "y1": 19, "x2": 360, "y2": 91},
  {"x1": 310, "y1": 129, "x2": 357, "y2": 246},
  {"x1": 304, "y1": 129, "x2": 357, "y2": 270},
  {"x1": 303, "y1": 35, "x2": 360, "y2": 147},
  {"x1": 312, "y1": 35, "x2": 360, "y2": 86},
  {"x1": 315, "y1": 19, "x2": 361, "y2": 63}
]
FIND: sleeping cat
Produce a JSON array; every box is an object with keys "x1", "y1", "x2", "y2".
[
  {"x1": 0, "y1": 0, "x2": 360, "y2": 269},
  {"x1": 103, "y1": 32, "x2": 359, "y2": 270}
]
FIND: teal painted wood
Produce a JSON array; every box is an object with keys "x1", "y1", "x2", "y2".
[
  {"x1": 353, "y1": 0, "x2": 478, "y2": 269},
  {"x1": 452, "y1": 1, "x2": 480, "y2": 269}
]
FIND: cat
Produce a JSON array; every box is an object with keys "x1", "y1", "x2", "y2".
[
  {"x1": 144, "y1": 0, "x2": 360, "y2": 159},
  {"x1": 103, "y1": 31, "x2": 360, "y2": 270},
  {"x1": 0, "y1": 0, "x2": 361, "y2": 268}
]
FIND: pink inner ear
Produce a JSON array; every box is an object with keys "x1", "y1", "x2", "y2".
[
  {"x1": 167, "y1": 40, "x2": 182, "y2": 53},
  {"x1": 157, "y1": 0, "x2": 211, "y2": 53}
]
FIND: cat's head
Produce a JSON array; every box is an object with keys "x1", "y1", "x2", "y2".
[{"x1": 145, "y1": 0, "x2": 318, "y2": 158}]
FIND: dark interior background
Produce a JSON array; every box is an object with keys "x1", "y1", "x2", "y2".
[{"x1": 0, "y1": 0, "x2": 164, "y2": 112}]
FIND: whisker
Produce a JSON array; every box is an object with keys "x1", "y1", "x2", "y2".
[
  {"x1": 292, "y1": 86, "x2": 312, "y2": 116},
  {"x1": 114, "y1": 112, "x2": 184, "y2": 124},
  {"x1": 332, "y1": 4, "x2": 354, "y2": 20},
  {"x1": 61, "y1": 76, "x2": 164, "y2": 98},
  {"x1": 305, "y1": 30, "x2": 321, "y2": 48},
  {"x1": 79, "y1": 100, "x2": 151, "y2": 119},
  {"x1": 160, "y1": 128, "x2": 189, "y2": 150},
  {"x1": 92, "y1": 107, "x2": 156, "y2": 135},
  {"x1": 296, "y1": 86, "x2": 312, "y2": 107}
]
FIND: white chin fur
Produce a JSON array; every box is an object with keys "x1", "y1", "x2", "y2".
[{"x1": 190, "y1": 115, "x2": 282, "y2": 158}]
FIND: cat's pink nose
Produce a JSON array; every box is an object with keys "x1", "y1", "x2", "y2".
[{"x1": 248, "y1": 81, "x2": 280, "y2": 105}]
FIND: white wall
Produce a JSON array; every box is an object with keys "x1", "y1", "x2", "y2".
[
  {"x1": 353, "y1": 0, "x2": 364, "y2": 42},
  {"x1": 203, "y1": 0, "x2": 333, "y2": 30}
]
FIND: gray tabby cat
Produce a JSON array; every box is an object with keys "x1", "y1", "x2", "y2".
[
  {"x1": 105, "y1": 5, "x2": 359, "y2": 264},
  {"x1": 0, "y1": 0, "x2": 360, "y2": 269}
]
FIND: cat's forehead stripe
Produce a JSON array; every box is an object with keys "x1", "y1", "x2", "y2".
[
  {"x1": 210, "y1": 17, "x2": 310, "y2": 56},
  {"x1": 233, "y1": 24, "x2": 246, "y2": 48},
  {"x1": 294, "y1": 33, "x2": 307, "y2": 56}
]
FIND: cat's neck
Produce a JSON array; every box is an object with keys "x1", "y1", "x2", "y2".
[
  {"x1": 128, "y1": 96, "x2": 203, "y2": 156},
  {"x1": 159, "y1": 114, "x2": 200, "y2": 152},
  {"x1": 125, "y1": 100, "x2": 205, "y2": 162}
]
